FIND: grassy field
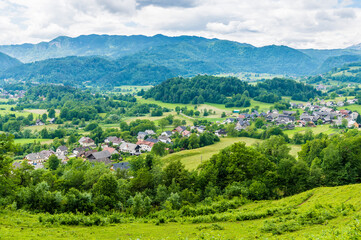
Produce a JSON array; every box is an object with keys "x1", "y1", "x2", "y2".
[
  {"x1": 2, "y1": 184, "x2": 361, "y2": 239},
  {"x1": 283, "y1": 125, "x2": 340, "y2": 137},
  {"x1": 14, "y1": 139, "x2": 52, "y2": 144},
  {"x1": 162, "y1": 137, "x2": 301, "y2": 170},
  {"x1": 23, "y1": 124, "x2": 59, "y2": 132},
  {"x1": 337, "y1": 104, "x2": 361, "y2": 112},
  {"x1": 114, "y1": 85, "x2": 152, "y2": 94},
  {"x1": 0, "y1": 104, "x2": 29, "y2": 117}
]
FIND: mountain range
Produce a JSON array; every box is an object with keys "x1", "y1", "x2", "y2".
[{"x1": 0, "y1": 34, "x2": 361, "y2": 86}]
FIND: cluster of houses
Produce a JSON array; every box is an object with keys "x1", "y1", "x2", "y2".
[
  {"x1": 0, "y1": 88, "x2": 25, "y2": 99},
  {"x1": 224, "y1": 99, "x2": 360, "y2": 131}
]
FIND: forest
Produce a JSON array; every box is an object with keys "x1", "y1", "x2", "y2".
[{"x1": 143, "y1": 75, "x2": 321, "y2": 105}]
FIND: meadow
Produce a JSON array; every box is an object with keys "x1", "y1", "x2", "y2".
[
  {"x1": 162, "y1": 137, "x2": 301, "y2": 170},
  {"x1": 1, "y1": 183, "x2": 361, "y2": 239}
]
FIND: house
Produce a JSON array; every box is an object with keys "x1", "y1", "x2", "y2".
[
  {"x1": 158, "y1": 135, "x2": 172, "y2": 144},
  {"x1": 161, "y1": 131, "x2": 173, "y2": 137},
  {"x1": 111, "y1": 162, "x2": 130, "y2": 171},
  {"x1": 282, "y1": 111, "x2": 296, "y2": 116},
  {"x1": 72, "y1": 146, "x2": 92, "y2": 157},
  {"x1": 182, "y1": 130, "x2": 192, "y2": 137},
  {"x1": 215, "y1": 129, "x2": 227, "y2": 137},
  {"x1": 103, "y1": 147, "x2": 119, "y2": 155},
  {"x1": 25, "y1": 150, "x2": 55, "y2": 164},
  {"x1": 174, "y1": 126, "x2": 187, "y2": 133},
  {"x1": 119, "y1": 142, "x2": 141, "y2": 155},
  {"x1": 145, "y1": 130, "x2": 156, "y2": 136},
  {"x1": 104, "y1": 136, "x2": 123, "y2": 146},
  {"x1": 56, "y1": 146, "x2": 68, "y2": 155},
  {"x1": 78, "y1": 137, "x2": 95, "y2": 147},
  {"x1": 337, "y1": 101, "x2": 344, "y2": 107},
  {"x1": 137, "y1": 140, "x2": 156, "y2": 152},
  {"x1": 137, "y1": 132, "x2": 147, "y2": 140},
  {"x1": 35, "y1": 119, "x2": 44, "y2": 126},
  {"x1": 87, "y1": 150, "x2": 112, "y2": 164},
  {"x1": 49, "y1": 118, "x2": 56, "y2": 124},
  {"x1": 235, "y1": 120, "x2": 250, "y2": 131},
  {"x1": 196, "y1": 126, "x2": 206, "y2": 133},
  {"x1": 225, "y1": 118, "x2": 236, "y2": 124}
]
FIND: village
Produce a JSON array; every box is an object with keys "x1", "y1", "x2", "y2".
[{"x1": 20, "y1": 97, "x2": 361, "y2": 171}]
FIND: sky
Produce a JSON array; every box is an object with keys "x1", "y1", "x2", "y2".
[{"x1": 0, "y1": 0, "x2": 361, "y2": 49}]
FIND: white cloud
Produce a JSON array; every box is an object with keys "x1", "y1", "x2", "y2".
[{"x1": 0, "y1": 0, "x2": 360, "y2": 49}]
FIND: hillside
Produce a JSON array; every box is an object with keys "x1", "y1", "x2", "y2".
[
  {"x1": 143, "y1": 75, "x2": 321, "y2": 105},
  {"x1": 308, "y1": 62, "x2": 361, "y2": 84},
  {"x1": 0, "y1": 34, "x2": 252, "y2": 63},
  {"x1": 1, "y1": 183, "x2": 361, "y2": 239},
  {"x1": 0, "y1": 52, "x2": 22, "y2": 72},
  {"x1": 0, "y1": 56, "x2": 175, "y2": 87},
  {"x1": 2, "y1": 35, "x2": 361, "y2": 86}
]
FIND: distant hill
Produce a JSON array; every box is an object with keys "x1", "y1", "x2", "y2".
[
  {"x1": 0, "y1": 56, "x2": 175, "y2": 87},
  {"x1": 143, "y1": 75, "x2": 321, "y2": 105},
  {"x1": 347, "y1": 43, "x2": 361, "y2": 50},
  {"x1": 0, "y1": 34, "x2": 253, "y2": 63},
  {"x1": 2, "y1": 34, "x2": 361, "y2": 86},
  {"x1": 0, "y1": 52, "x2": 22, "y2": 72}
]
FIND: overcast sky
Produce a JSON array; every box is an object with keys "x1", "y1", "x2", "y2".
[{"x1": 1, "y1": 0, "x2": 361, "y2": 49}]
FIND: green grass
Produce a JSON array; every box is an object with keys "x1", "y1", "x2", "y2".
[
  {"x1": 283, "y1": 125, "x2": 340, "y2": 137},
  {"x1": 337, "y1": 104, "x2": 361, "y2": 112},
  {"x1": 162, "y1": 137, "x2": 301, "y2": 170},
  {"x1": 0, "y1": 104, "x2": 29, "y2": 117},
  {"x1": 14, "y1": 139, "x2": 51, "y2": 144},
  {"x1": 162, "y1": 137, "x2": 262, "y2": 170},
  {"x1": 2, "y1": 184, "x2": 361, "y2": 239},
  {"x1": 23, "y1": 124, "x2": 60, "y2": 132}
]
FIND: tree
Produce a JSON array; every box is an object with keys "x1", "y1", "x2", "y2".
[
  {"x1": 48, "y1": 108, "x2": 56, "y2": 118},
  {"x1": 159, "y1": 118, "x2": 168, "y2": 132},
  {"x1": 173, "y1": 119, "x2": 182, "y2": 128},
  {"x1": 47, "y1": 155, "x2": 60, "y2": 170},
  {"x1": 197, "y1": 95, "x2": 205, "y2": 104},
  {"x1": 357, "y1": 114, "x2": 361, "y2": 124},
  {"x1": 198, "y1": 142, "x2": 275, "y2": 190},
  {"x1": 221, "y1": 112, "x2": 226, "y2": 118},
  {"x1": 27, "y1": 113, "x2": 34, "y2": 122},
  {"x1": 0, "y1": 134, "x2": 17, "y2": 198},
  {"x1": 255, "y1": 135, "x2": 292, "y2": 164},
  {"x1": 41, "y1": 113, "x2": 47, "y2": 122},
  {"x1": 92, "y1": 174, "x2": 119, "y2": 209},
  {"x1": 255, "y1": 118, "x2": 265, "y2": 128},
  {"x1": 151, "y1": 142, "x2": 168, "y2": 156}
]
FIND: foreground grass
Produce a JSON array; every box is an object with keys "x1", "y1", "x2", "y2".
[{"x1": 2, "y1": 184, "x2": 361, "y2": 239}]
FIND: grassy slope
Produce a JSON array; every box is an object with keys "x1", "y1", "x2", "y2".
[
  {"x1": 162, "y1": 137, "x2": 301, "y2": 170},
  {"x1": 2, "y1": 184, "x2": 361, "y2": 239}
]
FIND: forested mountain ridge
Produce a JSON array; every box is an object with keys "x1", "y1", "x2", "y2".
[
  {"x1": 0, "y1": 52, "x2": 22, "y2": 72},
  {"x1": 1, "y1": 34, "x2": 361, "y2": 86},
  {"x1": 0, "y1": 34, "x2": 253, "y2": 63},
  {"x1": 0, "y1": 56, "x2": 175, "y2": 87}
]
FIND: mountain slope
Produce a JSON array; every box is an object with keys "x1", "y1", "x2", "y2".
[
  {"x1": 0, "y1": 52, "x2": 22, "y2": 72},
  {"x1": 0, "y1": 34, "x2": 253, "y2": 63},
  {"x1": 120, "y1": 42, "x2": 316, "y2": 75},
  {"x1": 0, "y1": 56, "x2": 175, "y2": 86}
]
